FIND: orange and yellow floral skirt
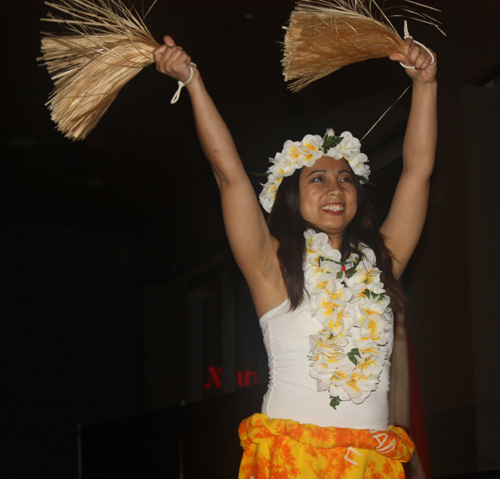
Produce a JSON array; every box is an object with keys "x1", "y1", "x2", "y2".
[{"x1": 238, "y1": 413, "x2": 415, "y2": 479}]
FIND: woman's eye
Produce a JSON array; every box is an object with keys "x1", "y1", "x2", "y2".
[
  {"x1": 312, "y1": 176, "x2": 324, "y2": 182},
  {"x1": 340, "y1": 176, "x2": 352, "y2": 183}
]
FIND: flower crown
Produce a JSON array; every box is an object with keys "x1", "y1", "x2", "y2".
[{"x1": 259, "y1": 129, "x2": 370, "y2": 213}]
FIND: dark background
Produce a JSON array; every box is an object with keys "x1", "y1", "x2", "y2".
[{"x1": 2, "y1": 0, "x2": 500, "y2": 478}]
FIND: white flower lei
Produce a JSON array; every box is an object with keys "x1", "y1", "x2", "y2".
[
  {"x1": 304, "y1": 229, "x2": 393, "y2": 409},
  {"x1": 259, "y1": 129, "x2": 371, "y2": 213}
]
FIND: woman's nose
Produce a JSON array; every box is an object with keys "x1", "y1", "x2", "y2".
[{"x1": 328, "y1": 181, "x2": 343, "y2": 196}]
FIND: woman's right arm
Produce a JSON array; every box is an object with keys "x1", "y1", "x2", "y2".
[{"x1": 154, "y1": 37, "x2": 287, "y2": 315}]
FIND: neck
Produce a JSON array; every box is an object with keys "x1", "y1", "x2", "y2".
[{"x1": 328, "y1": 234, "x2": 343, "y2": 250}]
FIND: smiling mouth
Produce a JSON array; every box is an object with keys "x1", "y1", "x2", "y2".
[{"x1": 321, "y1": 204, "x2": 345, "y2": 212}]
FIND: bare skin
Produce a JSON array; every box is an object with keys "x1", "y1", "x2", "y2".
[
  {"x1": 299, "y1": 157, "x2": 358, "y2": 250},
  {"x1": 154, "y1": 35, "x2": 437, "y2": 318}
]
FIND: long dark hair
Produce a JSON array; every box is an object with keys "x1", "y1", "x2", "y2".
[{"x1": 268, "y1": 165, "x2": 404, "y2": 311}]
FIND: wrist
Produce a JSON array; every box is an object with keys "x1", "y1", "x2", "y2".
[
  {"x1": 186, "y1": 70, "x2": 203, "y2": 91},
  {"x1": 412, "y1": 78, "x2": 438, "y2": 90},
  {"x1": 170, "y1": 65, "x2": 200, "y2": 104},
  {"x1": 186, "y1": 67, "x2": 200, "y2": 83}
]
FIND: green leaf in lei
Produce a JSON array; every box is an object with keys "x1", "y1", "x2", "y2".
[
  {"x1": 317, "y1": 256, "x2": 351, "y2": 280},
  {"x1": 363, "y1": 289, "x2": 387, "y2": 302},
  {"x1": 345, "y1": 258, "x2": 360, "y2": 279},
  {"x1": 348, "y1": 348, "x2": 362, "y2": 366},
  {"x1": 359, "y1": 176, "x2": 376, "y2": 186},
  {"x1": 250, "y1": 171, "x2": 269, "y2": 177},
  {"x1": 330, "y1": 396, "x2": 341, "y2": 410},
  {"x1": 319, "y1": 256, "x2": 352, "y2": 267},
  {"x1": 322, "y1": 134, "x2": 343, "y2": 153},
  {"x1": 317, "y1": 254, "x2": 359, "y2": 279}
]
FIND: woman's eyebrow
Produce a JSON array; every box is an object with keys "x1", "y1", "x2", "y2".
[
  {"x1": 306, "y1": 168, "x2": 353, "y2": 178},
  {"x1": 306, "y1": 169, "x2": 327, "y2": 178}
]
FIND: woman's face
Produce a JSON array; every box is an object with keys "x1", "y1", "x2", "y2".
[{"x1": 299, "y1": 156, "x2": 358, "y2": 248}]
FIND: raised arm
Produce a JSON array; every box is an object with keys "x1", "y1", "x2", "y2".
[
  {"x1": 153, "y1": 37, "x2": 286, "y2": 316},
  {"x1": 380, "y1": 38, "x2": 438, "y2": 279}
]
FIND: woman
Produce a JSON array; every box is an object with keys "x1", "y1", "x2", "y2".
[{"x1": 154, "y1": 33, "x2": 437, "y2": 479}]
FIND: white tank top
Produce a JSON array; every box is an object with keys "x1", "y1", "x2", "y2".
[{"x1": 260, "y1": 296, "x2": 393, "y2": 430}]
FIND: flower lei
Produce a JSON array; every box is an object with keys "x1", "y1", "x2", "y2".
[
  {"x1": 259, "y1": 129, "x2": 370, "y2": 213},
  {"x1": 304, "y1": 229, "x2": 393, "y2": 409}
]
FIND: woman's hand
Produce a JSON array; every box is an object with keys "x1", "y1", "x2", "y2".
[
  {"x1": 153, "y1": 35, "x2": 199, "y2": 85},
  {"x1": 389, "y1": 38, "x2": 437, "y2": 85}
]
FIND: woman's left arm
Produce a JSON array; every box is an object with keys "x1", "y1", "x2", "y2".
[{"x1": 380, "y1": 38, "x2": 438, "y2": 279}]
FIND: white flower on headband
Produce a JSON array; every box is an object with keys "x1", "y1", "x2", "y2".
[{"x1": 259, "y1": 130, "x2": 370, "y2": 213}]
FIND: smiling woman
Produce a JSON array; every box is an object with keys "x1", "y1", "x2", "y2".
[
  {"x1": 299, "y1": 157, "x2": 358, "y2": 247},
  {"x1": 153, "y1": 15, "x2": 437, "y2": 476}
]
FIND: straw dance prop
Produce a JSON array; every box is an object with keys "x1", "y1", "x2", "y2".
[
  {"x1": 39, "y1": 0, "x2": 160, "y2": 140},
  {"x1": 282, "y1": 0, "x2": 443, "y2": 92}
]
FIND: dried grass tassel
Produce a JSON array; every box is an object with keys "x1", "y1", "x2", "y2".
[
  {"x1": 282, "y1": 0, "x2": 442, "y2": 92},
  {"x1": 39, "y1": 0, "x2": 160, "y2": 140}
]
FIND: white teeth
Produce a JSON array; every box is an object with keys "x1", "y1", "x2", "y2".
[{"x1": 321, "y1": 204, "x2": 345, "y2": 212}]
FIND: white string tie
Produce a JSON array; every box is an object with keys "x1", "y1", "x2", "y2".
[
  {"x1": 170, "y1": 62, "x2": 197, "y2": 104},
  {"x1": 400, "y1": 20, "x2": 435, "y2": 70}
]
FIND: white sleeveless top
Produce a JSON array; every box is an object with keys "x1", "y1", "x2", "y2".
[{"x1": 260, "y1": 296, "x2": 393, "y2": 430}]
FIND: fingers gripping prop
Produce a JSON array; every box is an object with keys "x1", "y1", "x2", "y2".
[{"x1": 400, "y1": 20, "x2": 435, "y2": 69}]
